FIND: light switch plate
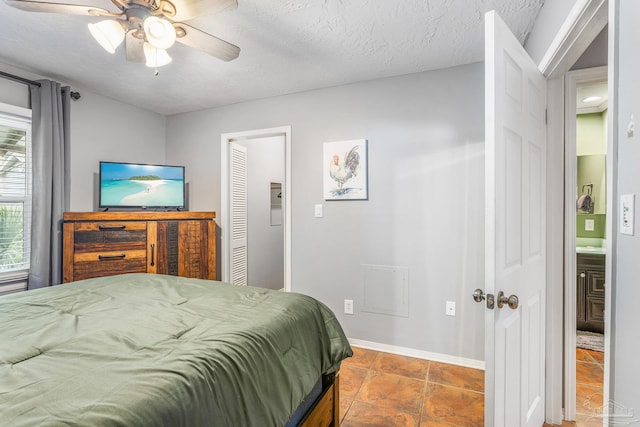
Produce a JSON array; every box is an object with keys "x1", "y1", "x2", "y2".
[
  {"x1": 314, "y1": 204, "x2": 323, "y2": 218},
  {"x1": 621, "y1": 194, "x2": 635, "y2": 235},
  {"x1": 585, "y1": 219, "x2": 595, "y2": 231}
]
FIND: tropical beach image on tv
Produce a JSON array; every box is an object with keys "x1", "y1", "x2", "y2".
[{"x1": 99, "y1": 162, "x2": 185, "y2": 209}]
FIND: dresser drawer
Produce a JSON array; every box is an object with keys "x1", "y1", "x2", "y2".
[
  {"x1": 73, "y1": 249, "x2": 147, "y2": 281},
  {"x1": 73, "y1": 222, "x2": 147, "y2": 253}
]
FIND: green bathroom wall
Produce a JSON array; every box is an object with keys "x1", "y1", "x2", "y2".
[{"x1": 576, "y1": 214, "x2": 607, "y2": 238}]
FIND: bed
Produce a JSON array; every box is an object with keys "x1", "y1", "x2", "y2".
[{"x1": 0, "y1": 273, "x2": 352, "y2": 426}]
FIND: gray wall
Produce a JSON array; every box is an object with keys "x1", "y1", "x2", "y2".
[
  {"x1": 0, "y1": 62, "x2": 167, "y2": 212},
  {"x1": 571, "y1": 25, "x2": 608, "y2": 70},
  {"x1": 70, "y1": 91, "x2": 166, "y2": 211},
  {"x1": 0, "y1": 64, "x2": 32, "y2": 109},
  {"x1": 524, "y1": 0, "x2": 578, "y2": 65},
  {"x1": 166, "y1": 63, "x2": 486, "y2": 361},
  {"x1": 612, "y1": 0, "x2": 640, "y2": 417},
  {"x1": 238, "y1": 136, "x2": 285, "y2": 290}
]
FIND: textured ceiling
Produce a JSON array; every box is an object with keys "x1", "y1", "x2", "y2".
[{"x1": 0, "y1": 0, "x2": 545, "y2": 115}]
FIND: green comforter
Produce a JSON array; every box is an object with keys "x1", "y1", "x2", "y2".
[{"x1": 0, "y1": 273, "x2": 352, "y2": 426}]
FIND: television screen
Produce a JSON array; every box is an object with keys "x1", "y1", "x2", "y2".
[{"x1": 99, "y1": 161, "x2": 185, "y2": 209}]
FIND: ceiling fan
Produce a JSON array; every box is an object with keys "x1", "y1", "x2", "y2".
[{"x1": 4, "y1": 0, "x2": 240, "y2": 68}]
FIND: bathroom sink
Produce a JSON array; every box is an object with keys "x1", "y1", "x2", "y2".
[{"x1": 576, "y1": 238, "x2": 606, "y2": 254}]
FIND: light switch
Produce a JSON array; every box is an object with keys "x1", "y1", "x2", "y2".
[
  {"x1": 314, "y1": 204, "x2": 323, "y2": 218},
  {"x1": 621, "y1": 194, "x2": 635, "y2": 235},
  {"x1": 585, "y1": 219, "x2": 595, "y2": 231}
]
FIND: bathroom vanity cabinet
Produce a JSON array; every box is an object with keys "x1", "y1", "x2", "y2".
[{"x1": 576, "y1": 253, "x2": 605, "y2": 334}]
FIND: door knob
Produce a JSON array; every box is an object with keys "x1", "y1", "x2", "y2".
[
  {"x1": 497, "y1": 291, "x2": 519, "y2": 309},
  {"x1": 472, "y1": 289, "x2": 495, "y2": 310}
]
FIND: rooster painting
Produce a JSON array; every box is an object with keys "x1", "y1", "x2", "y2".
[{"x1": 323, "y1": 139, "x2": 368, "y2": 200}]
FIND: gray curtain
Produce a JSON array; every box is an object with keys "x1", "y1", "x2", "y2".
[{"x1": 28, "y1": 80, "x2": 70, "y2": 289}]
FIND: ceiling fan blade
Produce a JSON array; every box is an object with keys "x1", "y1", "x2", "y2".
[
  {"x1": 4, "y1": 0, "x2": 114, "y2": 16},
  {"x1": 175, "y1": 23, "x2": 239, "y2": 62},
  {"x1": 170, "y1": 0, "x2": 237, "y2": 22},
  {"x1": 125, "y1": 31, "x2": 145, "y2": 63}
]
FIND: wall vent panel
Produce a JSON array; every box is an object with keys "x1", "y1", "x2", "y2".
[{"x1": 362, "y1": 264, "x2": 409, "y2": 317}]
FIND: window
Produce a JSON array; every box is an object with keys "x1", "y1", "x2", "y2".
[{"x1": 0, "y1": 103, "x2": 31, "y2": 284}]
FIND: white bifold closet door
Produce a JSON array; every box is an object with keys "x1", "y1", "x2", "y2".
[{"x1": 230, "y1": 143, "x2": 248, "y2": 286}]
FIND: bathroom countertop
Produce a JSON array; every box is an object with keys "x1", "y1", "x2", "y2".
[{"x1": 576, "y1": 237, "x2": 606, "y2": 255}]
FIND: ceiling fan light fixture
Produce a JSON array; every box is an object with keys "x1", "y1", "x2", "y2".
[
  {"x1": 144, "y1": 16, "x2": 176, "y2": 50},
  {"x1": 88, "y1": 20, "x2": 125, "y2": 54},
  {"x1": 144, "y1": 43, "x2": 172, "y2": 67}
]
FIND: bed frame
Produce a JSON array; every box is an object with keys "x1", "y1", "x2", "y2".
[{"x1": 299, "y1": 372, "x2": 340, "y2": 426}]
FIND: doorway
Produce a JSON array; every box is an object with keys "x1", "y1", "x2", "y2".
[
  {"x1": 564, "y1": 66, "x2": 608, "y2": 424},
  {"x1": 220, "y1": 126, "x2": 292, "y2": 291}
]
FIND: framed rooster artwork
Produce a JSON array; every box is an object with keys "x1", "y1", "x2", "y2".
[{"x1": 323, "y1": 139, "x2": 368, "y2": 200}]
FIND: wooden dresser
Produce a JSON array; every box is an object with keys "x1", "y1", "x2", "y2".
[{"x1": 62, "y1": 211, "x2": 216, "y2": 283}]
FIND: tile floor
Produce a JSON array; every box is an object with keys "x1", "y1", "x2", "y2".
[
  {"x1": 339, "y1": 346, "x2": 483, "y2": 426},
  {"x1": 338, "y1": 346, "x2": 604, "y2": 427}
]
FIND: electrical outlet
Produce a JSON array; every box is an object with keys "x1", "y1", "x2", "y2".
[
  {"x1": 344, "y1": 299, "x2": 354, "y2": 315},
  {"x1": 446, "y1": 301, "x2": 456, "y2": 316}
]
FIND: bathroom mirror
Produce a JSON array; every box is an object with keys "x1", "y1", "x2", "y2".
[
  {"x1": 577, "y1": 154, "x2": 606, "y2": 214},
  {"x1": 270, "y1": 182, "x2": 282, "y2": 226}
]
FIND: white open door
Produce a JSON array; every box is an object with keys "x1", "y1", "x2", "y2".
[
  {"x1": 230, "y1": 143, "x2": 248, "y2": 286},
  {"x1": 483, "y1": 10, "x2": 547, "y2": 427}
]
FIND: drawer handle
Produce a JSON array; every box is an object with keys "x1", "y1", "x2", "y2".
[
  {"x1": 150, "y1": 243, "x2": 155, "y2": 267},
  {"x1": 98, "y1": 254, "x2": 126, "y2": 261},
  {"x1": 98, "y1": 225, "x2": 126, "y2": 230}
]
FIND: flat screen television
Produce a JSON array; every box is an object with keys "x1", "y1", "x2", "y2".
[{"x1": 99, "y1": 161, "x2": 185, "y2": 210}]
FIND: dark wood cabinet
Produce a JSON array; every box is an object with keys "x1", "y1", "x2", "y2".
[
  {"x1": 576, "y1": 253, "x2": 605, "y2": 334},
  {"x1": 63, "y1": 212, "x2": 216, "y2": 283}
]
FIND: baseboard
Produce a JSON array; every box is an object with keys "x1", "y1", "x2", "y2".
[{"x1": 348, "y1": 338, "x2": 485, "y2": 371}]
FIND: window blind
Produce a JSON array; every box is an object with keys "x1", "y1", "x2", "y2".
[{"x1": 0, "y1": 111, "x2": 32, "y2": 276}]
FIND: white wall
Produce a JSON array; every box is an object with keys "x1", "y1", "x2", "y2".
[
  {"x1": 0, "y1": 62, "x2": 167, "y2": 212},
  {"x1": 167, "y1": 63, "x2": 486, "y2": 361},
  {"x1": 612, "y1": 0, "x2": 640, "y2": 417}
]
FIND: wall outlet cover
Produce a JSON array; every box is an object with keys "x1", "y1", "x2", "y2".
[
  {"x1": 585, "y1": 219, "x2": 595, "y2": 231},
  {"x1": 344, "y1": 299, "x2": 354, "y2": 315},
  {"x1": 446, "y1": 301, "x2": 456, "y2": 316}
]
